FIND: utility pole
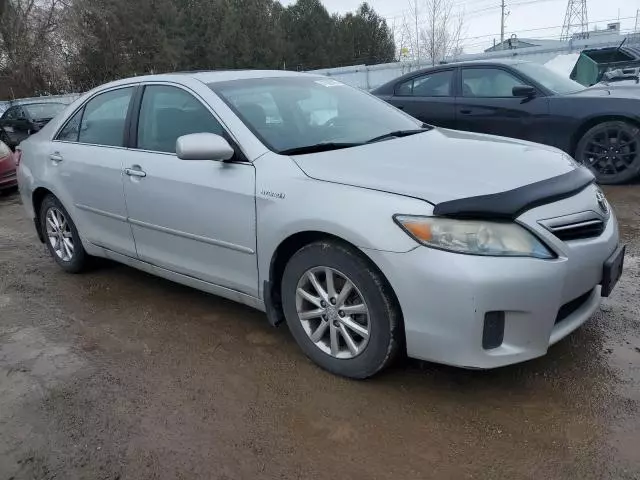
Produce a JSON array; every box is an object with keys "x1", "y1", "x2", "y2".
[
  {"x1": 414, "y1": 0, "x2": 420, "y2": 62},
  {"x1": 635, "y1": 9, "x2": 639, "y2": 33},
  {"x1": 500, "y1": 0, "x2": 506, "y2": 49}
]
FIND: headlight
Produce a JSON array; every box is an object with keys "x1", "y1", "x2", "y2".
[
  {"x1": 0, "y1": 140, "x2": 11, "y2": 158},
  {"x1": 394, "y1": 215, "x2": 555, "y2": 259}
]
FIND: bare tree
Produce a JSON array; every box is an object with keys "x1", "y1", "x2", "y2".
[
  {"x1": 399, "y1": 0, "x2": 465, "y2": 65},
  {"x1": 0, "y1": 0, "x2": 69, "y2": 97},
  {"x1": 420, "y1": 0, "x2": 464, "y2": 65}
]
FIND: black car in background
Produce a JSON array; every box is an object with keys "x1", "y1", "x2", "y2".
[
  {"x1": 0, "y1": 102, "x2": 66, "y2": 150},
  {"x1": 372, "y1": 60, "x2": 640, "y2": 184}
]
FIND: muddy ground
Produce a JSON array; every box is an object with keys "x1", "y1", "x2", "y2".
[{"x1": 1, "y1": 185, "x2": 639, "y2": 480}]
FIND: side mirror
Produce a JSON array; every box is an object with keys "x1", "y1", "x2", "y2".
[
  {"x1": 512, "y1": 85, "x2": 537, "y2": 98},
  {"x1": 176, "y1": 133, "x2": 235, "y2": 162}
]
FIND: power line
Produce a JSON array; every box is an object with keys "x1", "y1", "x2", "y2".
[
  {"x1": 463, "y1": 14, "x2": 636, "y2": 41},
  {"x1": 461, "y1": 27, "x2": 637, "y2": 49}
]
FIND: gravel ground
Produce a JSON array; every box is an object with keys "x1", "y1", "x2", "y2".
[{"x1": 1, "y1": 185, "x2": 639, "y2": 480}]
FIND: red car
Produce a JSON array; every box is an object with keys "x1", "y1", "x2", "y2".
[{"x1": 0, "y1": 140, "x2": 17, "y2": 193}]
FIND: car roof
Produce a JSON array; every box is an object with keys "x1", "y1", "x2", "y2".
[
  {"x1": 94, "y1": 69, "x2": 320, "y2": 92},
  {"x1": 370, "y1": 58, "x2": 528, "y2": 94}
]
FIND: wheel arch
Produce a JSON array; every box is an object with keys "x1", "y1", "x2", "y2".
[
  {"x1": 264, "y1": 230, "x2": 404, "y2": 333},
  {"x1": 32, "y1": 186, "x2": 56, "y2": 243},
  {"x1": 570, "y1": 114, "x2": 640, "y2": 157}
]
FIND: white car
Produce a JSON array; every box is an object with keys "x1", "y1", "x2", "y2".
[{"x1": 17, "y1": 70, "x2": 624, "y2": 378}]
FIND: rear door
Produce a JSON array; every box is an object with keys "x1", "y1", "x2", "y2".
[
  {"x1": 50, "y1": 85, "x2": 138, "y2": 257},
  {"x1": 456, "y1": 66, "x2": 550, "y2": 144},
  {"x1": 384, "y1": 69, "x2": 457, "y2": 128}
]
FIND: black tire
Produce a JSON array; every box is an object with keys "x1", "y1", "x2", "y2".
[
  {"x1": 39, "y1": 194, "x2": 90, "y2": 273},
  {"x1": 281, "y1": 240, "x2": 401, "y2": 379},
  {"x1": 575, "y1": 120, "x2": 640, "y2": 185}
]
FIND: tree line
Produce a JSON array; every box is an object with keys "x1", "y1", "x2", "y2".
[{"x1": 0, "y1": 0, "x2": 396, "y2": 100}]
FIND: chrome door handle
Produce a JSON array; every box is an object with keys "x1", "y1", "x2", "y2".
[
  {"x1": 124, "y1": 167, "x2": 146, "y2": 178},
  {"x1": 49, "y1": 152, "x2": 63, "y2": 162}
]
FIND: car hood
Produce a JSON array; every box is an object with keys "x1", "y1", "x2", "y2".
[
  {"x1": 291, "y1": 128, "x2": 577, "y2": 205},
  {"x1": 576, "y1": 85, "x2": 640, "y2": 98}
]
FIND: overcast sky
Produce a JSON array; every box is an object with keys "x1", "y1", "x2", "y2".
[{"x1": 280, "y1": 0, "x2": 639, "y2": 53}]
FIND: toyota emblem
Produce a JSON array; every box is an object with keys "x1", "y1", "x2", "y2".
[{"x1": 596, "y1": 189, "x2": 609, "y2": 215}]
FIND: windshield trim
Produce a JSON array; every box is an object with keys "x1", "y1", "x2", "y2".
[{"x1": 209, "y1": 77, "x2": 422, "y2": 155}]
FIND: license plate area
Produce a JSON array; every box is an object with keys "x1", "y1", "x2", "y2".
[{"x1": 601, "y1": 245, "x2": 625, "y2": 297}]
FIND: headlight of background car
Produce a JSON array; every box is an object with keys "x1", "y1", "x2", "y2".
[
  {"x1": 0, "y1": 140, "x2": 11, "y2": 159},
  {"x1": 394, "y1": 215, "x2": 555, "y2": 259}
]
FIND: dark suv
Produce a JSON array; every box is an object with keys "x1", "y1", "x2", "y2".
[{"x1": 0, "y1": 102, "x2": 66, "y2": 149}]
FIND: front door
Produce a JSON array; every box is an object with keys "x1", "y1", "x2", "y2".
[
  {"x1": 456, "y1": 66, "x2": 550, "y2": 145},
  {"x1": 385, "y1": 69, "x2": 457, "y2": 128},
  {"x1": 121, "y1": 84, "x2": 258, "y2": 296},
  {"x1": 51, "y1": 86, "x2": 138, "y2": 257}
]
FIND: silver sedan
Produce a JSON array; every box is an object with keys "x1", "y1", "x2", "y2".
[{"x1": 17, "y1": 70, "x2": 624, "y2": 378}]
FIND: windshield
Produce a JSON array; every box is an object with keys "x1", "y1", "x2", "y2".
[
  {"x1": 210, "y1": 77, "x2": 422, "y2": 153},
  {"x1": 514, "y1": 63, "x2": 585, "y2": 95},
  {"x1": 23, "y1": 103, "x2": 65, "y2": 119}
]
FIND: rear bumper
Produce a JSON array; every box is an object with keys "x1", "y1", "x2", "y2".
[
  {"x1": 0, "y1": 167, "x2": 17, "y2": 190},
  {"x1": 362, "y1": 212, "x2": 619, "y2": 369}
]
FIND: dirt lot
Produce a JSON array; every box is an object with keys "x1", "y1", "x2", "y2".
[{"x1": 1, "y1": 185, "x2": 639, "y2": 480}]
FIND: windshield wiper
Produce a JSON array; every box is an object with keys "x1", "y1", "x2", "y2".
[
  {"x1": 280, "y1": 142, "x2": 362, "y2": 155},
  {"x1": 365, "y1": 126, "x2": 431, "y2": 144}
]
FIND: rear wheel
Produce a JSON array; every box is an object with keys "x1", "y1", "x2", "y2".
[
  {"x1": 575, "y1": 120, "x2": 640, "y2": 184},
  {"x1": 40, "y1": 195, "x2": 90, "y2": 273},
  {"x1": 281, "y1": 240, "x2": 401, "y2": 379}
]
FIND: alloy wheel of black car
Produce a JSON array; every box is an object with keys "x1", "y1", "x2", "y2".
[{"x1": 576, "y1": 121, "x2": 640, "y2": 184}]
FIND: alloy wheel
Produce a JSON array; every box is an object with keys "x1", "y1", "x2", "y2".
[
  {"x1": 581, "y1": 125, "x2": 638, "y2": 176},
  {"x1": 45, "y1": 207, "x2": 74, "y2": 262},
  {"x1": 295, "y1": 266, "x2": 370, "y2": 359}
]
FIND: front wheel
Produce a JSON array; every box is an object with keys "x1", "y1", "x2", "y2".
[
  {"x1": 281, "y1": 241, "x2": 402, "y2": 379},
  {"x1": 575, "y1": 120, "x2": 640, "y2": 184}
]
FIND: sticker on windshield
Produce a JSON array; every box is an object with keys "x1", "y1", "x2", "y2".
[{"x1": 315, "y1": 79, "x2": 344, "y2": 87}]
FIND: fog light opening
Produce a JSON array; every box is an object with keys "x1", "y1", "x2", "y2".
[{"x1": 482, "y1": 311, "x2": 505, "y2": 350}]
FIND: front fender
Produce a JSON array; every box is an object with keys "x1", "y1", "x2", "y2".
[{"x1": 254, "y1": 153, "x2": 432, "y2": 297}]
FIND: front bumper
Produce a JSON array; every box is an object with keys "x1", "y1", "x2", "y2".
[{"x1": 363, "y1": 204, "x2": 619, "y2": 369}]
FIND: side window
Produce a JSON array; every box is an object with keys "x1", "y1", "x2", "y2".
[
  {"x1": 137, "y1": 85, "x2": 224, "y2": 153},
  {"x1": 78, "y1": 87, "x2": 134, "y2": 147},
  {"x1": 462, "y1": 68, "x2": 526, "y2": 97},
  {"x1": 56, "y1": 109, "x2": 84, "y2": 142},
  {"x1": 395, "y1": 71, "x2": 453, "y2": 97},
  {"x1": 3, "y1": 107, "x2": 18, "y2": 120}
]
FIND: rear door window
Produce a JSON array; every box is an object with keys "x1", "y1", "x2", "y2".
[
  {"x1": 56, "y1": 109, "x2": 84, "y2": 142},
  {"x1": 78, "y1": 87, "x2": 134, "y2": 147},
  {"x1": 395, "y1": 70, "x2": 454, "y2": 97}
]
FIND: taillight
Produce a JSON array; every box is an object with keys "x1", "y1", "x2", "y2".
[{"x1": 14, "y1": 150, "x2": 22, "y2": 166}]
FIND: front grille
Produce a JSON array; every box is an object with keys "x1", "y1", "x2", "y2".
[
  {"x1": 539, "y1": 211, "x2": 607, "y2": 242},
  {"x1": 548, "y1": 219, "x2": 605, "y2": 241},
  {"x1": 555, "y1": 290, "x2": 593, "y2": 324}
]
